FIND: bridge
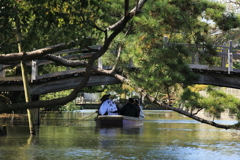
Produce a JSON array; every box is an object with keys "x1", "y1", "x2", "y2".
[
  {"x1": 0, "y1": 46, "x2": 121, "y2": 95},
  {"x1": 1, "y1": 40, "x2": 240, "y2": 95},
  {"x1": 186, "y1": 39, "x2": 240, "y2": 89}
]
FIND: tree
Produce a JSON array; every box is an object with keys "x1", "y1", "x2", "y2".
[
  {"x1": 0, "y1": 0, "x2": 148, "y2": 109},
  {"x1": 1, "y1": 0, "x2": 240, "y2": 130},
  {"x1": 181, "y1": 86, "x2": 240, "y2": 123}
]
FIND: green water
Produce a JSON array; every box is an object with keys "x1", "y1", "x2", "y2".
[{"x1": 0, "y1": 110, "x2": 240, "y2": 160}]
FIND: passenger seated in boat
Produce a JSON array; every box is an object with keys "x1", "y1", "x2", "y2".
[
  {"x1": 134, "y1": 99, "x2": 145, "y2": 118},
  {"x1": 120, "y1": 98, "x2": 139, "y2": 117},
  {"x1": 97, "y1": 94, "x2": 120, "y2": 115}
]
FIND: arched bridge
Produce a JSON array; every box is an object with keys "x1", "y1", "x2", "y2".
[
  {"x1": 1, "y1": 40, "x2": 240, "y2": 95},
  {"x1": 0, "y1": 68, "x2": 121, "y2": 95}
]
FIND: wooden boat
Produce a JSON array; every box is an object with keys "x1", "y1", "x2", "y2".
[{"x1": 94, "y1": 115, "x2": 144, "y2": 128}]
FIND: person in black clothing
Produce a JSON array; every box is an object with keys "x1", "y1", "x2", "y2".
[
  {"x1": 133, "y1": 99, "x2": 141, "y2": 117},
  {"x1": 134, "y1": 99, "x2": 145, "y2": 118},
  {"x1": 120, "y1": 98, "x2": 139, "y2": 117}
]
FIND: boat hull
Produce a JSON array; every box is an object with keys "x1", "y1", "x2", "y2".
[{"x1": 94, "y1": 115, "x2": 144, "y2": 128}]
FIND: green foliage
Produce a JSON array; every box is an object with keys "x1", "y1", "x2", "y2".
[
  {"x1": 1, "y1": 0, "x2": 240, "y2": 121},
  {"x1": 40, "y1": 89, "x2": 81, "y2": 111},
  {"x1": 180, "y1": 88, "x2": 203, "y2": 110},
  {"x1": 110, "y1": 0, "x2": 235, "y2": 104},
  {"x1": 233, "y1": 61, "x2": 240, "y2": 69},
  {"x1": 0, "y1": 0, "x2": 108, "y2": 53},
  {"x1": 216, "y1": 13, "x2": 240, "y2": 31},
  {"x1": 60, "y1": 102, "x2": 79, "y2": 111},
  {"x1": 40, "y1": 90, "x2": 73, "y2": 101},
  {"x1": 81, "y1": 86, "x2": 104, "y2": 93},
  {"x1": 188, "y1": 84, "x2": 208, "y2": 92},
  {"x1": 96, "y1": 0, "x2": 240, "y2": 107},
  {"x1": 100, "y1": 84, "x2": 133, "y2": 99},
  {"x1": 39, "y1": 64, "x2": 66, "y2": 75},
  {"x1": 180, "y1": 86, "x2": 240, "y2": 121}
]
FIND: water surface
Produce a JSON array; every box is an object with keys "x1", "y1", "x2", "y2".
[{"x1": 0, "y1": 110, "x2": 239, "y2": 160}]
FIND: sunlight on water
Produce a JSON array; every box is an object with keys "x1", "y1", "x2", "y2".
[{"x1": 1, "y1": 110, "x2": 240, "y2": 160}]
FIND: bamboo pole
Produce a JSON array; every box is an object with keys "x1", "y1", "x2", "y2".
[
  {"x1": 16, "y1": 19, "x2": 36, "y2": 135},
  {"x1": 20, "y1": 61, "x2": 35, "y2": 134}
]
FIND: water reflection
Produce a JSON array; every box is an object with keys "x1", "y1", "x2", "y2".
[
  {"x1": 0, "y1": 110, "x2": 240, "y2": 160},
  {"x1": 96, "y1": 126, "x2": 144, "y2": 136},
  {"x1": 122, "y1": 126, "x2": 143, "y2": 135}
]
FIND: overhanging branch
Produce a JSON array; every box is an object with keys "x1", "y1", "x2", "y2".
[
  {"x1": 0, "y1": 40, "x2": 78, "y2": 63},
  {"x1": 45, "y1": 54, "x2": 88, "y2": 67},
  {"x1": 93, "y1": 67, "x2": 238, "y2": 130},
  {"x1": 0, "y1": 0, "x2": 148, "y2": 114}
]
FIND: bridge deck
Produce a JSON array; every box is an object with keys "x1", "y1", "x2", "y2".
[
  {"x1": 1, "y1": 40, "x2": 240, "y2": 93},
  {"x1": 0, "y1": 68, "x2": 121, "y2": 94}
]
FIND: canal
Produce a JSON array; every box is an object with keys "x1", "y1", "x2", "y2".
[{"x1": 0, "y1": 110, "x2": 240, "y2": 160}]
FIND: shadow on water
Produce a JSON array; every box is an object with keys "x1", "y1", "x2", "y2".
[{"x1": 95, "y1": 126, "x2": 144, "y2": 135}]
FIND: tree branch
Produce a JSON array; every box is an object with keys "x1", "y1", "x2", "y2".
[
  {"x1": 106, "y1": 0, "x2": 147, "y2": 31},
  {"x1": 0, "y1": 0, "x2": 147, "y2": 64},
  {"x1": 192, "y1": 108, "x2": 203, "y2": 116},
  {"x1": 125, "y1": 0, "x2": 129, "y2": 16},
  {"x1": 0, "y1": 0, "x2": 148, "y2": 115},
  {"x1": 92, "y1": 68, "x2": 238, "y2": 130},
  {"x1": 0, "y1": 40, "x2": 78, "y2": 64},
  {"x1": 45, "y1": 54, "x2": 88, "y2": 67},
  {"x1": 106, "y1": 45, "x2": 122, "y2": 74}
]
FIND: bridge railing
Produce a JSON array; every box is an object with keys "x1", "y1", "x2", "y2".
[
  {"x1": 164, "y1": 37, "x2": 240, "y2": 74},
  {"x1": 0, "y1": 45, "x2": 102, "y2": 82},
  {"x1": 1, "y1": 39, "x2": 240, "y2": 83}
]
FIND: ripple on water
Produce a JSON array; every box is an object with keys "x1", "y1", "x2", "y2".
[
  {"x1": 147, "y1": 145, "x2": 240, "y2": 160},
  {"x1": 146, "y1": 119, "x2": 238, "y2": 125}
]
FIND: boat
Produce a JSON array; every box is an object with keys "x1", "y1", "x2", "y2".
[{"x1": 94, "y1": 115, "x2": 144, "y2": 128}]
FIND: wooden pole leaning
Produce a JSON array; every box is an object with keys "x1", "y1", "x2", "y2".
[
  {"x1": 16, "y1": 20, "x2": 37, "y2": 135},
  {"x1": 20, "y1": 61, "x2": 36, "y2": 134}
]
